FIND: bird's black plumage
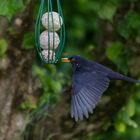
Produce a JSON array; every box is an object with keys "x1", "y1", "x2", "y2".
[{"x1": 68, "y1": 55, "x2": 139, "y2": 121}]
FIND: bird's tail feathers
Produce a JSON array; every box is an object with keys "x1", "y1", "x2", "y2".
[{"x1": 108, "y1": 72, "x2": 140, "y2": 83}]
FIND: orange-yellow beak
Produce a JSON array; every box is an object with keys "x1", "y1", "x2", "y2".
[{"x1": 61, "y1": 58, "x2": 71, "y2": 63}]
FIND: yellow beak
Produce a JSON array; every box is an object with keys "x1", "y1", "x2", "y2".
[{"x1": 61, "y1": 58, "x2": 71, "y2": 63}]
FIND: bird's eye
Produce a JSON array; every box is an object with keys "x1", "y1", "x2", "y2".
[{"x1": 71, "y1": 57, "x2": 76, "y2": 62}]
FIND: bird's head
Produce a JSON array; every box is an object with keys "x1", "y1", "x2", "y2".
[
  {"x1": 62, "y1": 55, "x2": 87, "y2": 71},
  {"x1": 68, "y1": 55, "x2": 85, "y2": 63}
]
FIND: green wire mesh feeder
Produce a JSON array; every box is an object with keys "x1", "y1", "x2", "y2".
[{"x1": 35, "y1": 0, "x2": 65, "y2": 64}]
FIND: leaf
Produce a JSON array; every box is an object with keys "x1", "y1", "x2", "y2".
[
  {"x1": 126, "y1": 118, "x2": 138, "y2": 128},
  {"x1": 0, "y1": 0, "x2": 30, "y2": 20},
  {"x1": 125, "y1": 99, "x2": 136, "y2": 117},
  {"x1": 118, "y1": 11, "x2": 140, "y2": 39},
  {"x1": 106, "y1": 41, "x2": 124, "y2": 62},
  {"x1": 114, "y1": 121, "x2": 126, "y2": 133},
  {"x1": 20, "y1": 101, "x2": 36, "y2": 110},
  {"x1": 0, "y1": 39, "x2": 8, "y2": 57},
  {"x1": 106, "y1": 41, "x2": 128, "y2": 74},
  {"x1": 33, "y1": 65, "x2": 49, "y2": 87},
  {"x1": 50, "y1": 81, "x2": 62, "y2": 93},
  {"x1": 20, "y1": 96, "x2": 37, "y2": 110},
  {"x1": 97, "y1": 1, "x2": 118, "y2": 21}
]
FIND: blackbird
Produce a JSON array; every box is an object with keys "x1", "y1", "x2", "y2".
[{"x1": 62, "y1": 55, "x2": 140, "y2": 121}]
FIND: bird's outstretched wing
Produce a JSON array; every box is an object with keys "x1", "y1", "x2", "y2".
[{"x1": 71, "y1": 72, "x2": 110, "y2": 121}]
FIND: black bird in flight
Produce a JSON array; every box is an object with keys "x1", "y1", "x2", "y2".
[{"x1": 62, "y1": 55, "x2": 140, "y2": 121}]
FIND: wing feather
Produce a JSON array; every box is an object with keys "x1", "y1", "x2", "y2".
[
  {"x1": 77, "y1": 94, "x2": 89, "y2": 118},
  {"x1": 82, "y1": 88, "x2": 96, "y2": 107},
  {"x1": 71, "y1": 96, "x2": 78, "y2": 120},
  {"x1": 74, "y1": 95, "x2": 83, "y2": 120},
  {"x1": 79, "y1": 91, "x2": 93, "y2": 113},
  {"x1": 71, "y1": 72, "x2": 110, "y2": 121}
]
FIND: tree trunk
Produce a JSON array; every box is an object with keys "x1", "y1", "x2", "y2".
[{"x1": 0, "y1": 1, "x2": 37, "y2": 140}]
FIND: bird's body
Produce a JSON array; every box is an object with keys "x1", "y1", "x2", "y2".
[{"x1": 66, "y1": 55, "x2": 139, "y2": 121}]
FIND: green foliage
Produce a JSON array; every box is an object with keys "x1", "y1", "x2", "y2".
[
  {"x1": 125, "y1": 99, "x2": 136, "y2": 117},
  {"x1": 33, "y1": 64, "x2": 65, "y2": 107},
  {"x1": 20, "y1": 96, "x2": 37, "y2": 110},
  {"x1": 0, "y1": 0, "x2": 30, "y2": 20},
  {"x1": 106, "y1": 41, "x2": 129, "y2": 74},
  {"x1": 80, "y1": 0, "x2": 118, "y2": 21},
  {"x1": 0, "y1": 39, "x2": 8, "y2": 57},
  {"x1": 106, "y1": 41, "x2": 124, "y2": 62},
  {"x1": 115, "y1": 102, "x2": 137, "y2": 131},
  {"x1": 114, "y1": 121, "x2": 126, "y2": 133},
  {"x1": 97, "y1": 1, "x2": 118, "y2": 21},
  {"x1": 22, "y1": 32, "x2": 34, "y2": 50},
  {"x1": 118, "y1": 11, "x2": 140, "y2": 39},
  {"x1": 29, "y1": 64, "x2": 67, "y2": 120},
  {"x1": 111, "y1": 86, "x2": 140, "y2": 139}
]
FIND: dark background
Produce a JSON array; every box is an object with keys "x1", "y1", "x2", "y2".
[{"x1": 0, "y1": 0, "x2": 140, "y2": 140}]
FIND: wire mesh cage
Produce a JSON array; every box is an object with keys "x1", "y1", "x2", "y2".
[{"x1": 35, "y1": 0, "x2": 65, "y2": 64}]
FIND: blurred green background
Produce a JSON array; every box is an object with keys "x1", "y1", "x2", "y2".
[{"x1": 0, "y1": 0, "x2": 140, "y2": 140}]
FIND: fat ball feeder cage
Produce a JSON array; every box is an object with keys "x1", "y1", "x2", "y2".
[{"x1": 35, "y1": 0, "x2": 69, "y2": 64}]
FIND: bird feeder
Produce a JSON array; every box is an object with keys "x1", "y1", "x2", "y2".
[{"x1": 35, "y1": 0, "x2": 65, "y2": 64}]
